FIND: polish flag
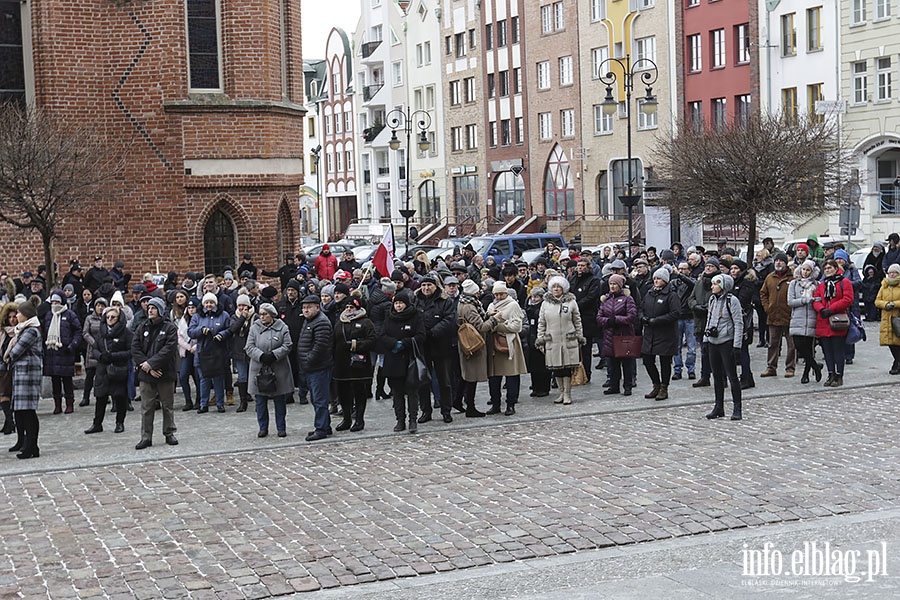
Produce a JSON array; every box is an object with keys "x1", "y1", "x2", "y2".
[{"x1": 372, "y1": 226, "x2": 395, "y2": 278}]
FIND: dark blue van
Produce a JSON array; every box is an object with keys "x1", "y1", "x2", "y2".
[{"x1": 467, "y1": 234, "x2": 566, "y2": 262}]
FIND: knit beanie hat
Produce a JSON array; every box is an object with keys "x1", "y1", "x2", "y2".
[
  {"x1": 652, "y1": 268, "x2": 670, "y2": 283},
  {"x1": 17, "y1": 301, "x2": 37, "y2": 319},
  {"x1": 202, "y1": 292, "x2": 218, "y2": 305},
  {"x1": 609, "y1": 274, "x2": 626, "y2": 288},
  {"x1": 380, "y1": 277, "x2": 397, "y2": 295},
  {"x1": 236, "y1": 294, "x2": 251, "y2": 307},
  {"x1": 461, "y1": 279, "x2": 479, "y2": 296}
]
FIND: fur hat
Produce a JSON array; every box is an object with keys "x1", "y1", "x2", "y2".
[
  {"x1": 380, "y1": 277, "x2": 397, "y2": 295},
  {"x1": 547, "y1": 275, "x2": 570, "y2": 292}
]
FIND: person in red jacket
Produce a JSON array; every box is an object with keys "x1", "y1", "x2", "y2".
[
  {"x1": 812, "y1": 259, "x2": 854, "y2": 387},
  {"x1": 314, "y1": 245, "x2": 339, "y2": 281}
]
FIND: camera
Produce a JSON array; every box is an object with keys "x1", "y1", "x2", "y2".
[{"x1": 705, "y1": 326, "x2": 719, "y2": 338}]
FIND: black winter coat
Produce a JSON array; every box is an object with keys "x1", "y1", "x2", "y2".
[
  {"x1": 377, "y1": 305, "x2": 426, "y2": 379},
  {"x1": 333, "y1": 310, "x2": 377, "y2": 380},
  {"x1": 41, "y1": 307, "x2": 83, "y2": 377},
  {"x1": 640, "y1": 283, "x2": 681, "y2": 356},
  {"x1": 414, "y1": 290, "x2": 456, "y2": 357},
  {"x1": 367, "y1": 287, "x2": 393, "y2": 336},
  {"x1": 92, "y1": 320, "x2": 133, "y2": 398},
  {"x1": 296, "y1": 311, "x2": 333, "y2": 372},
  {"x1": 131, "y1": 317, "x2": 179, "y2": 382},
  {"x1": 277, "y1": 297, "x2": 304, "y2": 343},
  {"x1": 568, "y1": 272, "x2": 602, "y2": 337}
]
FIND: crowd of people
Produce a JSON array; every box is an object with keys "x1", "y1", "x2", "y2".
[{"x1": 0, "y1": 232, "x2": 898, "y2": 458}]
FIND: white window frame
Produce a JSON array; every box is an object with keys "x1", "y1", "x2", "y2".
[
  {"x1": 853, "y1": 61, "x2": 868, "y2": 104},
  {"x1": 391, "y1": 61, "x2": 403, "y2": 86},
  {"x1": 688, "y1": 101, "x2": 703, "y2": 130},
  {"x1": 559, "y1": 56, "x2": 573, "y2": 86},
  {"x1": 466, "y1": 124, "x2": 478, "y2": 150},
  {"x1": 465, "y1": 77, "x2": 475, "y2": 102},
  {"x1": 852, "y1": 0, "x2": 867, "y2": 24},
  {"x1": 711, "y1": 29, "x2": 725, "y2": 68},
  {"x1": 451, "y1": 127, "x2": 463, "y2": 151},
  {"x1": 537, "y1": 61, "x2": 551, "y2": 90},
  {"x1": 876, "y1": 0, "x2": 891, "y2": 19},
  {"x1": 688, "y1": 34, "x2": 702, "y2": 73},
  {"x1": 634, "y1": 36, "x2": 656, "y2": 68},
  {"x1": 553, "y1": 2, "x2": 564, "y2": 30},
  {"x1": 594, "y1": 105, "x2": 613, "y2": 135},
  {"x1": 541, "y1": 5, "x2": 552, "y2": 34},
  {"x1": 592, "y1": 46, "x2": 609, "y2": 79},
  {"x1": 638, "y1": 108, "x2": 657, "y2": 130},
  {"x1": 560, "y1": 108, "x2": 575, "y2": 137},
  {"x1": 538, "y1": 112, "x2": 552, "y2": 140},
  {"x1": 516, "y1": 117, "x2": 524, "y2": 144},
  {"x1": 736, "y1": 23, "x2": 750, "y2": 63},
  {"x1": 449, "y1": 80, "x2": 460, "y2": 105},
  {"x1": 591, "y1": 0, "x2": 606, "y2": 22},
  {"x1": 877, "y1": 56, "x2": 892, "y2": 101},
  {"x1": 712, "y1": 97, "x2": 727, "y2": 130}
]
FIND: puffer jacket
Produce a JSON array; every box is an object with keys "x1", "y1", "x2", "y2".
[
  {"x1": 41, "y1": 307, "x2": 83, "y2": 377},
  {"x1": 187, "y1": 305, "x2": 231, "y2": 375},
  {"x1": 595, "y1": 290, "x2": 636, "y2": 358},
  {"x1": 787, "y1": 272, "x2": 819, "y2": 338},
  {"x1": 91, "y1": 319, "x2": 133, "y2": 399},
  {"x1": 333, "y1": 309, "x2": 377, "y2": 380},
  {"x1": 704, "y1": 292, "x2": 744, "y2": 347},
  {"x1": 296, "y1": 310, "x2": 333, "y2": 372},
  {"x1": 82, "y1": 310, "x2": 104, "y2": 370},
  {"x1": 367, "y1": 286, "x2": 393, "y2": 335},
  {"x1": 874, "y1": 278, "x2": 900, "y2": 346}
]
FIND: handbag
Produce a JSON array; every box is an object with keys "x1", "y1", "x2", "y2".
[
  {"x1": 458, "y1": 322, "x2": 485, "y2": 358},
  {"x1": 845, "y1": 313, "x2": 866, "y2": 345},
  {"x1": 828, "y1": 313, "x2": 850, "y2": 331},
  {"x1": 406, "y1": 339, "x2": 430, "y2": 388},
  {"x1": 892, "y1": 316, "x2": 900, "y2": 338},
  {"x1": 571, "y1": 363, "x2": 588, "y2": 386},
  {"x1": 493, "y1": 332, "x2": 509, "y2": 353},
  {"x1": 256, "y1": 364, "x2": 277, "y2": 395},
  {"x1": 106, "y1": 362, "x2": 130, "y2": 383},
  {"x1": 612, "y1": 335, "x2": 642, "y2": 359}
]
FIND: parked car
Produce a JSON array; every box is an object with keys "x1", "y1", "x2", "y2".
[
  {"x1": 466, "y1": 234, "x2": 566, "y2": 262},
  {"x1": 437, "y1": 237, "x2": 470, "y2": 249},
  {"x1": 783, "y1": 237, "x2": 862, "y2": 256},
  {"x1": 303, "y1": 242, "x2": 356, "y2": 261},
  {"x1": 351, "y1": 244, "x2": 379, "y2": 263}
]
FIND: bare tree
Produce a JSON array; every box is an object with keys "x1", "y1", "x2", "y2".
[
  {"x1": 654, "y1": 113, "x2": 846, "y2": 260},
  {"x1": 0, "y1": 103, "x2": 126, "y2": 288}
]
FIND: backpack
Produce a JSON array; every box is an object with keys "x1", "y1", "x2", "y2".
[
  {"x1": 458, "y1": 322, "x2": 485, "y2": 358},
  {"x1": 723, "y1": 293, "x2": 753, "y2": 345}
]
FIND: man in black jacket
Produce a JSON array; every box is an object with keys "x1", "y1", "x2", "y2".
[
  {"x1": 131, "y1": 297, "x2": 179, "y2": 449},
  {"x1": 568, "y1": 257, "x2": 602, "y2": 382},
  {"x1": 298, "y1": 295, "x2": 334, "y2": 441},
  {"x1": 277, "y1": 280, "x2": 306, "y2": 404},
  {"x1": 414, "y1": 275, "x2": 457, "y2": 423}
]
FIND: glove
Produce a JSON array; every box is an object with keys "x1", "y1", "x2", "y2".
[
  {"x1": 202, "y1": 327, "x2": 212, "y2": 336},
  {"x1": 820, "y1": 308, "x2": 832, "y2": 318},
  {"x1": 100, "y1": 351, "x2": 112, "y2": 364},
  {"x1": 640, "y1": 316, "x2": 651, "y2": 326},
  {"x1": 392, "y1": 340, "x2": 405, "y2": 354},
  {"x1": 732, "y1": 347, "x2": 741, "y2": 361},
  {"x1": 887, "y1": 301, "x2": 896, "y2": 310},
  {"x1": 260, "y1": 351, "x2": 276, "y2": 365},
  {"x1": 213, "y1": 334, "x2": 224, "y2": 342},
  {"x1": 596, "y1": 317, "x2": 608, "y2": 328}
]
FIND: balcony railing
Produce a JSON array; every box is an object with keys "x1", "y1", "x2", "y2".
[
  {"x1": 880, "y1": 190, "x2": 900, "y2": 214},
  {"x1": 363, "y1": 83, "x2": 383, "y2": 102},
  {"x1": 362, "y1": 122, "x2": 384, "y2": 143},
  {"x1": 361, "y1": 40, "x2": 382, "y2": 59},
  {"x1": 377, "y1": 167, "x2": 390, "y2": 176}
]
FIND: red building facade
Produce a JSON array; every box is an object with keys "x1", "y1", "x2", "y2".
[{"x1": 0, "y1": 0, "x2": 305, "y2": 279}]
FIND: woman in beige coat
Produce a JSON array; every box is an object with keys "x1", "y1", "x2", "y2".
[
  {"x1": 875, "y1": 263, "x2": 900, "y2": 374},
  {"x1": 456, "y1": 279, "x2": 494, "y2": 417},
  {"x1": 536, "y1": 276, "x2": 584, "y2": 405},
  {"x1": 485, "y1": 281, "x2": 527, "y2": 415}
]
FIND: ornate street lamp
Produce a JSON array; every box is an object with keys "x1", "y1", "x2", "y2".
[
  {"x1": 599, "y1": 55, "x2": 658, "y2": 256},
  {"x1": 386, "y1": 107, "x2": 432, "y2": 251}
]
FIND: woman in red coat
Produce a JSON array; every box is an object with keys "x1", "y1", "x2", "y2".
[{"x1": 812, "y1": 259, "x2": 854, "y2": 387}]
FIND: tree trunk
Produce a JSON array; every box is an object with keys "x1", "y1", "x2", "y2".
[
  {"x1": 41, "y1": 232, "x2": 56, "y2": 290},
  {"x1": 746, "y1": 213, "x2": 757, "y2": 265}
]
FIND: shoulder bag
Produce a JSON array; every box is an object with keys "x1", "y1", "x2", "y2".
[
  {"x1": 613, "y1": 335, "x2": 642, "y2": 359},
  {"x1": 458, "y1": 322, "x2": 485, "y2": 358},
  {"x1": 828, "y1": 313, "x2": 850, "y2": 331},
  {"x1": 406, "y1": 339, "x2": 430, "y2": 388}
]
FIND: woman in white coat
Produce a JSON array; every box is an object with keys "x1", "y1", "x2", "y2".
[{"x1": 536, "y1": 276, "x2": 584, "y2": 405}]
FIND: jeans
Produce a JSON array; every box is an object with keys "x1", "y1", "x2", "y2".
[
  {"x1": 306, "y1": 368, "x2": 332, "y2": 435},
  {"x1": 673, "y1": 319, "x2": 696, "y2": 375},
  {"x1": 233, "y1": 356, "x2": 249, "y2": 384},
  {"x1": 488, "y1": 375, "x2": 520, "y2": 408},
  {"x1": 198, "y1": 365, "x2": 225, "y2": 409},
  {"x1": 255, "y1": 394, "x2": 287, "y2": 434},
  {"x1": 820, "y1": 336, "x2": 846, "y2": 376},
  {"x1": 179, "y1": 353, "x2": 199, "y2": 406},
  {"x1": 420, "y1": 355, "x2": 452, "y2": 417}
]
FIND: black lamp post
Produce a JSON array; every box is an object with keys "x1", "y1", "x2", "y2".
[
  {"x1": 387, "y1": 107, "x2": 432, "y2": 253},
  {"x1": 599, "y1": 55, "x2": 658, "y2": 256},
  {"x1": 310, "y1": 144, "x2": 323, "y2": 242}
]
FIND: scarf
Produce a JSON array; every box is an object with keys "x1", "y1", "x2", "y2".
[
  {"x1": 795, "y1": 274, "x2": 817, "y2": 300},
  {"x1": 46, "y1": 303, "x2": 67, "y2": 350},
  {"x1": 824, "y1": 274, "x2": 843, "y2": 300},
  {"x1": 885, "y1": 274, "x2": 900, "y2": 287},
  {"x1": 488, "y1": 295, "x2": 523, "y2": 361},
  {"x1": 459, "y1": 293, "x2": 486, "y2": 319},
  {"x1": 340, "y1": 307, "x2": 367, "y2": 323},
  {"x1": 7, "y1": 316, "x2": 40, "y2": 361},
  {"x1": 1, "y1": 324, "x2": 18, "y2": 363}
]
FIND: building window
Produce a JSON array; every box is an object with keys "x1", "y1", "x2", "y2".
[
  {"x1": 554, "y1": 1, "x2": 564, "y2": 30},
  {"x1": 500, "y1": 119, "x2": 511, "y2": 145},
  {"x1": 591, "y1": 0, "x2": 605, "y2": 22},
  {"x1": 711, "y1": 29, "x2": 726, "y2": 68},
  {"x1": 687, "y1": 0, "x2": 700, "y2": 6},
  {"x1": 781, "y1": 13, "x2": 796, "y2": 56},
  {"x1": 499, "y1": 70, "x2": 509, "y2": 97},
  {"x1": 513, "y1": 67, "x2": 522, "y2": 94},
  {"x1": 876, "y1": 0, "x2": 891, "y2": 19},
  {"x1": 187, "y1": 0, "x2": 222, "y2": 91},
  {"x1": 560, "y1": 109, "x2": 575, "y2": 137},
  {"x1": 334, "y1": 112, "x2": 342, "y2": 133},
  {"x1": 455, "y1": 175, "x2": 480, "y2": 221},
  {"x1": 346, "y1": 151, "x2": 353, "y2": 172},
  {"x1": 516, "y1": 117, "x2": 524, "y2": 143},
  {"x1": 592, "y1": 46, "x2": 609, "y2": 79},
  {"x1": 485, "y1": 23, "x2": 493, "y2": 51},
  {"x1": 638, "y1": 108, "x2": 657, "y2": 130},
  {"x1": 346, "y1": 112, "x2": 352, "y2": 133},
  {"x1": 807, "y1": 84, "x2": 824, "y2": 123},
  {"x1": 712, "y1": 97, "x2": 727, "y2": 129},
  {"x1": 426, "y1": 85, "x2": 435, "y2": 110},
  {"x1": 545, "y1": 144, "x2": 575, "y2": 219},
  {"x1": 392, "y1": 61, "x2": 404, "y2": 86},
  {"x1": 688, "y1": 34, "x2": 702, "y2": 73},
  {"x1": 877, "y1": 57, "x2": 892, "y2": 101},
  {"x1": 559, "y1": 56, "x2": 573, "y2": 86},
  {"x1": 466, "y1": 124, "x2": 478, "y2": 149},
  {"x1": 853, "y1": 61, "x2": 868, "y2": 104},
  {"x1": 538, "y1": 112, "x2": 552, "y2": 140},
  {"x1": 537, "y1": 61, "x2": 551, "y2": 90},
  {"x1": 487, "y1": 73, "x2": 495, "y2": 98},
  {"x1": 736, "y1": 94, "x2": 751, "y2": 125},
  {"x1": 781, "y1": 87, "x2": 798, "y2": 124},
  {"x1": 735, "y1": 23, "x2": 750, "y2": 63},
  {"x1": 511, "y1": 16, "x2": 520, "y2": 43},
  {"x1": 497, "y1": 19, "x2": 507, "y2": 47},
  {"x1": 489, "y1": 121, "x2": 498, "y2": 147},
  {"x1": 635, "y1": 36, "x2": 656, "y2": 68},
  {"x1": 445, "y1": 35, "x2": 452, "y2": 55},
  {"x1": 464, "y1": 77, "x2": 476, "y2": 102},
  {"x1": 852, "y1": 0, "x2": 867, "y2": 24},
  {"x1": 1, "y1": 1, "x2": 26, "y2": 106},
  {"x1": 469, "y1": 28, "x2": 477, "y2": 49},
  {"x1": 325, "y1": 115, "x2": 332, "y2": 135},
  {"x1": 541, "y1": 4, "x2": 553, "y2": 34},
  {"x1": 416, "y1": 41, "x2": 431, "y2": 66},
  {"x1": 494, "y1": 171, "x2": 525, "y2": 220},
  {"x1": 455, "y1": 32, "x2": 466, "y2": 57},
  {"x1": 419, "y1": 180, "x2": 440, "y2": 222},
  {"x1": 593, "y1": 105, "x2": 613, "y2": 135},
  {"x1": 806, "y1": 7, "x2": 821, "y2": 51},
  {"x1": 688, "y1": 100, "x2": 703, "y2": 131},
  {"x1": 449, "y1": 80, "x2": 461, "y2": 106},
  {"x1": 451, "y1": 127, "x2": 463, "y2": 151}
]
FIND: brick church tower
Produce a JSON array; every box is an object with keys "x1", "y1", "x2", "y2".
[{"x1": 0, "y1": 0, "x2": 305, "y2": 280}]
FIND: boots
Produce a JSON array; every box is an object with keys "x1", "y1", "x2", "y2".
[
  {"x1": 891, "y1": 361, "x2": 900, "y2": 375},
  {"x1": 64, "y1": 399, "x2": 74, "y2": 414},
  {"x1": 79, "y1": 392, "x2": 90, "y2": 407},
  {"x1": 561, "y1": 377, "x2": 573, "y2": 405},
  {"x1": 226, "y1": 390, "x2": 235, "y2": 406},
  {"x1": 235, "y1": 382, "x2": 249, "y2": 413},
  {"x1": 655, "y1": 384, "x2": 669, "y2": 401},
  {"x1": 53, "y1": 398, "x2": 63, "y2": 415},
  {"x1": 335, "y1": 396, "x2": 353, "y2": 431},
  {"x1": 739, "y1": 373, "x2": 755, "y2": 390},
  {"x1": 832, "y1": 374, "x2": 843, "y2": 387},
  {"x1": 1, "y1": 402, "x2": 14, "y2": 435},
  {"x1": 706, "y1": 399, "x2": 725, "y2": 419},
  {"x1": 824, "y1": 373, "x2": 835, "y2": 387},
  {"x1": 350, "y1": 398, "x2": 366, "y2": 432},
  {"x1": 85, "y1": 397, "x2": 107, "y2": 434},
  {"x1": 800, "y1": 363, "x2": 811, "y2": 384},
  {"x1": 554, "y1": 377, "x2": 569, "y2": 404},
  {"x1": 644, "y1": 384, "x2": 661, "y2": 399},
  {"x1": 731, "y1": 399, "x2": 743, "y2": 421},
  {"x1": 375, "y1": 373, "x2": 391, "y2": 400}
]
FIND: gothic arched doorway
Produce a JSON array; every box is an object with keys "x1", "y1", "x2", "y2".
[{"x1": 204, "y1": 209, "x2": 237, "y2": 276}]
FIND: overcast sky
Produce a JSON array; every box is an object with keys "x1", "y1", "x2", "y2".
[{"x1": 302, "y1": 0, "x2": 361, "y2": 60}]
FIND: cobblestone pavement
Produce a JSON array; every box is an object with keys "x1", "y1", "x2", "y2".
[{"x1": 1, "y1": 363, "x2": 898, "y2": 598}]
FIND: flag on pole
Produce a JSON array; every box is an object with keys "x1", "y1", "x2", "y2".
[{"x1": 372, "y1": 225, "x2": 395, "y2": 278}]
